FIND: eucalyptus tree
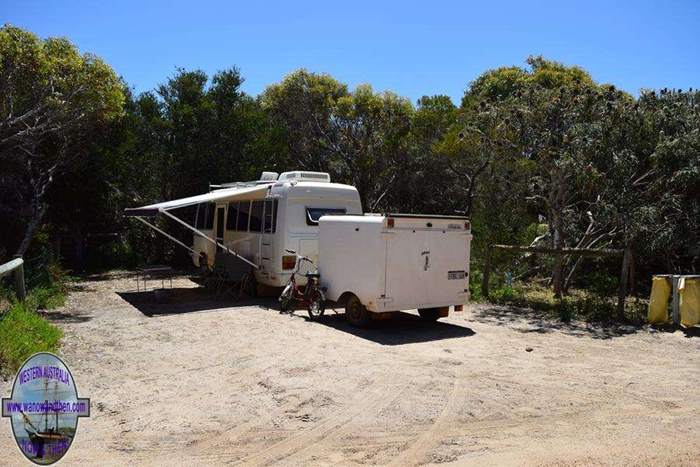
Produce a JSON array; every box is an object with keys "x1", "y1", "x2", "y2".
[
  {"x1": 324, "y1": 85, "x2": 414, "y2": 211},
  {"x1": 261, "y1": 69, "x2": 349, "y2": 173},
  {"x1": 263, "y1": 72, "x2": 414, "y2": 211},
  {"x1": 456, "y1": 57, "x2": 616, "y2": 296},
  {"x1": 390, "y1": 95, "x2": 458, "y2": 214},
  {"x1": 0, "y1": 25, "x2": 124, "y2": 258}
]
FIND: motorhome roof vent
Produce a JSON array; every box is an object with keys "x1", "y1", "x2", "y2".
[{"x1": 278, "y1": 171, "x2": 331, "y2": 183}]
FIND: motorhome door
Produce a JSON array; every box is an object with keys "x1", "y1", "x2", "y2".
[
  {"x1": 260, "y1": 199, "x2": 278, "y2": 278},
  {"x1": 215, "y1": 205, "x2": 226, "y2": 251}
]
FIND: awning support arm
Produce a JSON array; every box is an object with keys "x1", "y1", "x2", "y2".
[
  {"x1": 135, "y1": 217, "x2": 198, "y2": 256},
  {"x1": 160, "y1": 209, "x2": 259, "y2": 269}
]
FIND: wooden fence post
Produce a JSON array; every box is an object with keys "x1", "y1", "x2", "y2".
[
  {"x1": 616, "y1": 248, "x2": 630, "y2": 321},
  {"x1": 482, "y1": 245, "x2": 492, "y2": 299},
  {"x1": 15, "y1": 259, "x2": 26, "y2": 300},
  {"x1": 1, "y1": 257, "x2": 26, "y2": 300}
]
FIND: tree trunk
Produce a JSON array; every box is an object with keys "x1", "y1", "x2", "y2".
[
  {"x1": 465, "y1": 181, "x2": 475, "y2": 218},
  {"x1": 550, "y1": 166, "x2": 566, "y2": 299},
  {"x1": 72, "y1": 224, "x2": 85, "y2": 270},
  {"x1": 14, "y1": 200, "x2": 47, "y2": 258},
  {"x1": 617, "y1": 247, "x2": 631, "y2": 321}
]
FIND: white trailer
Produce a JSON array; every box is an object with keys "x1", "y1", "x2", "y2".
[{"x1": 319, "y1": 214, "x2": 472, "y2": 326}]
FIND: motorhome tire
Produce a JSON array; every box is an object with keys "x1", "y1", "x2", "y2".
[
  {"x1": 243, "y1": 271, "x2": 257, "y2": 297},
  {"x1": 418, "y1": 308, "x2": 441, "y2": 322},
  {"x1": 345, "y1": 295, "x2": 370, "y2": 327},
  {"x1": 198, "y1": 252, "x2": 209, "y2": 275}
]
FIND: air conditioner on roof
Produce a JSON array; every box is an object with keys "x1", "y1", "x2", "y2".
[{"x1": 278, "y1": 171, "x2": 331, "y2": 183}]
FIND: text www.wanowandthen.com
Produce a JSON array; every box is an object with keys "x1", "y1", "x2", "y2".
[{"x1": 5, "y1": 400, "x2": 88, "y2": 414}]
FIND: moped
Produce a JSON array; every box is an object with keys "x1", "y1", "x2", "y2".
[{"x1": 278, "y1": 249, "x2": 326, "y2": 320}]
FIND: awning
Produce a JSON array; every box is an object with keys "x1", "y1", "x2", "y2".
[
  {"x1": 124, "y1": 185, "x2": 269, "y2": 217},
  {"x1": 123, "y1": 184, "x2": 269, "y2": 269}
]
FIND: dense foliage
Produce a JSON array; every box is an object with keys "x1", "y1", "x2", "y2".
[{"x1": 1, "y1": 26, "x2": 698, "y2": 300}]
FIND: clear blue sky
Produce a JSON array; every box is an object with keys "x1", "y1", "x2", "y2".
[{"x1": 3, "y1": 0, "x2": 699, "y2": 104}]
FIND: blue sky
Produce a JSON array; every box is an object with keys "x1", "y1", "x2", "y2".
[{"x1": 3, "y1": 0, "x2": 699, "y2": 104}]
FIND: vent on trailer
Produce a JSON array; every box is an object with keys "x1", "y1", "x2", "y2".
[{"x1": 278, "y1": 171, "x2": 331, "y2": 183}]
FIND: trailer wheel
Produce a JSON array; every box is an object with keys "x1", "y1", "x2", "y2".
[
  {"x1": 418, "y1": 308, "x2": 441, "y2": 322},
  {"x1": 345, "y1": 295, "x2": 370, "y2": 327}
]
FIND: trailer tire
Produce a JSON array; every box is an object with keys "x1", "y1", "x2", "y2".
[
  {"x1": 418, "y1": 308, "x2": 441, "y2": 322},
  {"x1": 345, "y1": 295, "x2": 370, "y2": 327}
]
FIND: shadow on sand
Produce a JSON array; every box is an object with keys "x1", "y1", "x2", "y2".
[
  {"x1": 308, "y1": 311, "x2": 476, "y2": 345},
  {"x1": 117, "y1": 287, "x2": 475, "y2": 344},
  {"x1": 41, "y1": 309, "x2": 94, "y2": 323},
  {"x1": 116, "y1": 287, "x2": 277, "y2": 317},
  {"x1": 472, "y1": 304, "x2": 649, "y2": 340}
]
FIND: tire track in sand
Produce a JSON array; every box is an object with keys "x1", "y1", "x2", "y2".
[
  {"x1": 388, "y1": 365, "x2": 465, "y2": 467},
  {"x1": 229, "y1": 379, "x2": 410, "y2": 466}
]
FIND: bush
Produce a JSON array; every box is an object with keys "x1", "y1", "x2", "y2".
[
  {"x1": 0, "y1": 299, "x2": 63, "y2": 378},
  {"x1": 469, "y1": 269, "x2": 484, "y2": 301},
  {"x1": 488, "y1": 285, "x2": 524, "y2": 303},
  {"x1": 0, "y1": 261, "x2": 68, "y2": 378},
  {"x1": 25, "y1": 285, "x2": 66, "y2": 310},
  {"x1": 585, "y1": 271, "x2": 619, "y2": 297},
  {"x1": 484, "y1": 281, "x2": 644, "y2": 323}
]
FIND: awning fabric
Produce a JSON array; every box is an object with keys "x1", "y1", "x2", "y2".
[{"x1": 124, "y1": 185, "x2": 269, "y2": 217}]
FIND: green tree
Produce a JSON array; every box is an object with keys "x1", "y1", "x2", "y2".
[
  {"x1": 0, "y1": 25, "x2": 124, "y2": 258},
  {"x1": 261, "y1": 69, "x2": 349, "y2": 172},
  {"x1": 325, "y1": 85, "x2": 414, "y2": 210}
]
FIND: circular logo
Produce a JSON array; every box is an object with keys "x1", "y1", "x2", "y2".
[{"x1": 2, "y1": 352, "x2": 90, "y2": 465}]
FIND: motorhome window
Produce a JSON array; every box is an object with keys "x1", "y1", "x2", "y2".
[
  {"x1": 205, "y1": 203, "x2": 215, "y2": 229},
  {"x1": 306, "y1": 207, "x2": 347, "y2": 225},
  {"x1": 237, "y1": 201, "x2": 251, "y2": 231},
  {"x1": 250, "y1": 201, "x2": 264, "y2": 232},
  {"x1": 264, "y1": 199, "x2": 278, "y2": 233},
  {"x1": 227, "y1": 202, "x2": 239, "y2": 230},
  {"x1": 195, "y1": 204, "x2": 204, "y2": 229},
  {"x1": 196, "y1": 203, "x2": 215, "y2": 230}
]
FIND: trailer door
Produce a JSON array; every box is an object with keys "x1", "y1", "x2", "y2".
[
  {"x1": 384, "y1": 230, "x2": 428, "y2": 309},
  {"x1": 424, "y1": 230, "x2": 470, "y2": 305}
]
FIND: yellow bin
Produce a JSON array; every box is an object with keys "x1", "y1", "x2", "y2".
[
  {"x1": 679, "y1": 278, "x2": 700, "y2": 327},
  {"x1": 648, "y1": 276, "x2": 671, "y2": 324}
]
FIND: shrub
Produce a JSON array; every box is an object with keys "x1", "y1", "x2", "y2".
[
  {"x1": 0, "y1": 261, "x2": 68, "y2": 378},
  {"x1": 0, "y1": 299, "x2": 63, "y2": 377}
]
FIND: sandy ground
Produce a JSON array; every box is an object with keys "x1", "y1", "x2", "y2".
[{"x1": 1, "y1": 272, "x2": 699, "y2": 466}]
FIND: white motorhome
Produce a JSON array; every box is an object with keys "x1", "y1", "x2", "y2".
[
  {"x1": 125, "y1": 171, "x2": 362, "y2": 288},
  {"x1": 126, "y1": 170, "x2": 472, "y2": 324}
]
